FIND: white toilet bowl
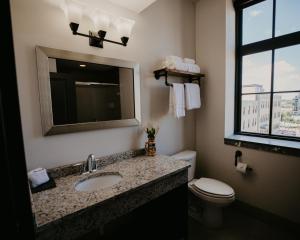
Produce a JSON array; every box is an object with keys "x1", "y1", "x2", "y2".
[
  {"x1": 171, "y1": 150, "x2": 235, "y2": 228},
  {"x1": 188, "y1": 178, "x2": 235, "y2": 227}
]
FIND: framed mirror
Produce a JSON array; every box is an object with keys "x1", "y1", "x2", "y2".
[{"x1": 36, "y1": 46, "x2": 141, "y2": 135}]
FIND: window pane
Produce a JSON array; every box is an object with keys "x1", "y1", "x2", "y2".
[
  {"x1": 274, "y1": 44, "x2": 300, "y2": 92},
  {"x1": 241, "y1": 94, "x2": 270, "y2": 134},
  {"x1": 243, "y1": 0, "x2": 273, "y2": 45},
  {"x1": 242, "y1": 51, "x2": 272, "y2": 93},
  {"x1": 272, "y1": 93, "x2": 300, "y2": 137},
  {"x1": 275, "y1": 0, "x2": 300, "y2": 37}
]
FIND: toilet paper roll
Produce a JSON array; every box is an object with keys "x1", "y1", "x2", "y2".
[{"x1": 236, "y1": 162, "x2": 247, "y2": 174}]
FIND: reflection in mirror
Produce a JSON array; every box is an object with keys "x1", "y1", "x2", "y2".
[
  {"x1": 49, "y1": 58, "x2": 135, "y2": 125},
  {"x1": 36, "y1": 46, "x2": 141, "y2": 135}
]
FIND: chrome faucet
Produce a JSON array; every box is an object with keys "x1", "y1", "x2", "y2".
[{"x1": 83, "y1": 154, "x2": 97, "y2": 173}]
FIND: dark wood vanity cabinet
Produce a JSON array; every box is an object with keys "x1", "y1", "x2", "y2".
[{"x1": 79, "y1": 184, "x2": 188, "y2": 240}]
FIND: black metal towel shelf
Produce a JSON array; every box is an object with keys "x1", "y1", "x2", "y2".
[{"x1": 154, "y1": 68, "x2": 205, "y2": 87}]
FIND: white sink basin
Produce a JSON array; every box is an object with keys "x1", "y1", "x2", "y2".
[{"x1": 75, "y1": 173, "x2": 122, "y2": 192}]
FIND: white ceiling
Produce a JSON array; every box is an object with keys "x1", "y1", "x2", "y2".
[{"x1": 107, "y1": 0, "x2": 157, "y2": 13}]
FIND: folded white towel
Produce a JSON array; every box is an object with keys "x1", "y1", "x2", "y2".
[
  {"x1": 169, "y1": 83, "x2": 185, "y2": 118},
  {"x1": 160, "y1": 60, "x2": 174, "y2": 69},
  {"x1": 175, "y1": 62, "x2": 189, "y2": 72},
  {"x1": 161, "y1": 60, "x2": 189, "y2": 72},
  {"x1": 183, "y1": 58, "x2": 196, "y2": 64},
  {"x1": 28, "y1": 168, "x2": 49, "y2": 188},
  {"x1": 187, "y1": 63, "x2": 201, "y2": 73},
  {"x1": 166, "y1": 55, "x2": 183, "y2": 64},
  {"x1": 184, "y1": 83, "x2": 201, "y2": 110}
]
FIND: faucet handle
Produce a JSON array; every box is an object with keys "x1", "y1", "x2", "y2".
[
  {"x1": 93, "y1": 158, "x2": 98, "y2": 171},
  {"x1": 89, "y1": 154, "x2": 97, "y2": 171}
]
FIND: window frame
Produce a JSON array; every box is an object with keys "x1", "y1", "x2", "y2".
[{"x1": 234, "y1": 0, "x2": 300, "y2": 142}]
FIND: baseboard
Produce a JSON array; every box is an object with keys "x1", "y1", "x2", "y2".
[{"x1": 232, "y1": 200, "x2": 300, "y2": 234}]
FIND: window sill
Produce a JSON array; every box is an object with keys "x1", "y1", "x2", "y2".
[{"x1": 224, "y1": 135, "x2": 300, "y2": 157}]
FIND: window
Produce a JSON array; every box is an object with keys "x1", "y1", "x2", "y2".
[{"x1": 235, "y1": 0, "x2": 300, "y2": 140}]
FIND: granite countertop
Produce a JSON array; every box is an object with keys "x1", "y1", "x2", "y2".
[{"x1": 32, "y1": 155, "x2": 190, "y2": 229}]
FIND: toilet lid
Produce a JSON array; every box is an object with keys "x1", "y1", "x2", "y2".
[{"x1": 193, "y1": 178, "x2": 234, "y2": 197}]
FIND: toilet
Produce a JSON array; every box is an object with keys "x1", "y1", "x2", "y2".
[{"x1": 172, "y1": 150, "x2": 235, "y2": 228}]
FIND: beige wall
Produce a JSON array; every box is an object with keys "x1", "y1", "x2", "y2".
[
  {"x1": 10, "y1": 0, "x2": 196, "y2": 170},
  {"x1": 195, "y1": 0, "x2": 300, "y2": 223}
]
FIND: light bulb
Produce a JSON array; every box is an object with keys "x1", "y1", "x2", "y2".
[
  {"x1": 65, "y1": 0, "x2": 84, "y2": 24},
  {"x1": 92, "y1": 10, "x2": 111, "y2": 32},
  {"x1": 115, "y1": 17, "x2": 135, "y2": 38}
]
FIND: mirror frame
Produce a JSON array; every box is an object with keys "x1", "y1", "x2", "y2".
[{"x1": 36, "y1": 46, "x2": 141, "y2": 136}]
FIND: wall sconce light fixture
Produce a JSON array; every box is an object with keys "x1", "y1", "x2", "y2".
[{"x1": 66, "y1": 0, "x2": 135, "y2": 48}]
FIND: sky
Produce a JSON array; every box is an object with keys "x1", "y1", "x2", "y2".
[{"x1": 241, "y1": 0, "x2": 300, "y2": 99}]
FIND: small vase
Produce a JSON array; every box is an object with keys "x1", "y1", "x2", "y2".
[{"x1": 145, "y1": 137, "x2": 156, "y2": 156}]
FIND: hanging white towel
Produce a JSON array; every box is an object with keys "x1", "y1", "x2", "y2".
[
  {"x1": 184, "y1": 83, "x2": 201, "y2": 110},
  {"x1": 169, "y1": 83, "x2": 185, "y2": 118}
]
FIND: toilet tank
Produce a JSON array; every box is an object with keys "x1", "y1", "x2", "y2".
[{"x1": 171, "y1": 150, "x2": 196, "y2": 181}]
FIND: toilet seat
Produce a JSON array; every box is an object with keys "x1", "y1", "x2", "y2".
[
  {"x1": 188, "y1": 178, "x2": 235, "y2": 205},
  {"x1": 194, "y1": 178, "x2": 234, "y2": 196}
]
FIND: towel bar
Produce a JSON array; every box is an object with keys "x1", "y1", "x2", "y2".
[{"x1": 154, "y1": 68, "x2": 204, "y2": 87}]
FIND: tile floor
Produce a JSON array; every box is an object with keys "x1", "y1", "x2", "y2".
[{"x1": 188, "y1": 207, "x2": 300, "y2": 240}]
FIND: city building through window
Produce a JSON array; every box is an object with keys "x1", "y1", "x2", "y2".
[{"x1": 235, "y1": 0, "x2": 300, "y2": 140}]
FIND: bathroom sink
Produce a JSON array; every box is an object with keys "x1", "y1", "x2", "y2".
[{"x1": 75, "y1": 173, "x2": 122, "y2": 192}]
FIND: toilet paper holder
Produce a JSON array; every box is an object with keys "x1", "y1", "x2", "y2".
[{"x1": 235, "y1": 150, "x2": 253, "y2": 172}]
